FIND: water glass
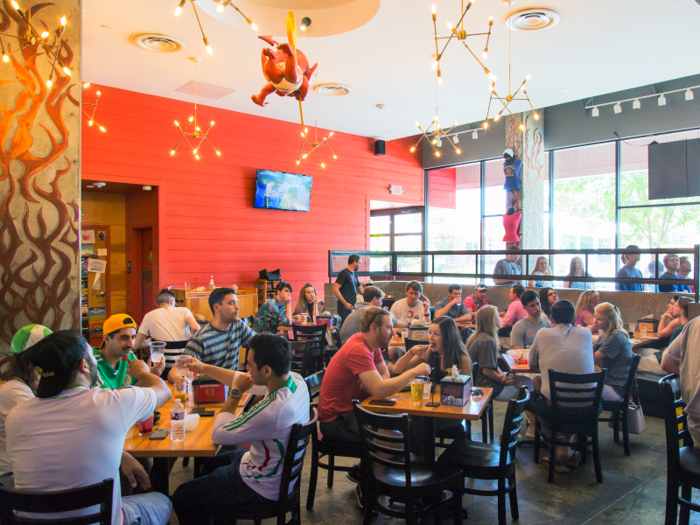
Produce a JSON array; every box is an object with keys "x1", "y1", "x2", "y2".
[
  {"x1": 301, "y1": 313, "x2": 309, "y2": 324},
  {"x1": 628, "y1": 322, "x2": 636, "y2": 335},
  {"x1": 149, "y1": 341, "x2": 166, "y2": 364}
]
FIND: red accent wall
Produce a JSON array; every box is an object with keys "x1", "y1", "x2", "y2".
[
  {"x1": 81, "y1": 86, "x2": 424, "y2": 300},
  {"x1": 428, "y1": 167, "x2": 457, "y2": 209}
]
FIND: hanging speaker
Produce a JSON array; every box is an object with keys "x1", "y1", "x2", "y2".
[{"x1": 374, "y1": 140, "x2": 386, "y2": 156}]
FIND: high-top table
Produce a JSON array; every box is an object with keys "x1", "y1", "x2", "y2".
[
  {"x1": 123, "y1": 385, "x2": 252, "y2": 494},
  {"x1": 361, "y1": 387, "x2": 493, "y2": 462}
]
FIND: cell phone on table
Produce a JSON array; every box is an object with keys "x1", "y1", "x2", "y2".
[
  {"x1": 149, "y1": 428, "x2": 169, "y2": 440},
  {"x1": 369, "y1": 399, "x2": 397, "y2": 406}
]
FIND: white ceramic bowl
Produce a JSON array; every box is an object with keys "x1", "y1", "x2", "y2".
[{"x1": 183, "y1": 413, "x2": 200, "y2": 432}]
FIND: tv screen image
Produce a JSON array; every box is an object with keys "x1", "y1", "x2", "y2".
[{"x1": 254, "y1": 169, "x2": 312, "y2": 212}]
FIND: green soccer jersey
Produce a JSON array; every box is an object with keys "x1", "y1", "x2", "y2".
[{"x1": 92, "y1": 347, "x2": 139, "y2": 389}]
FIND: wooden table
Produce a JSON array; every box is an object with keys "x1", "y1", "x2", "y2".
[
  {"x1": 277, "y1": 322, "x2": 339, "y2": 333},
  {"x1": 123, "y1": 386, "x2": 252, "y2": 494},
  {"x1": 501, "y1": 354, "x2": 538, "y2": 374},
  {"x1": 361, "y1": 387, "x2": 493, "y2": 462},
  {"x1": 592, "y1": 332, "x2": 660, "y2": 348}
]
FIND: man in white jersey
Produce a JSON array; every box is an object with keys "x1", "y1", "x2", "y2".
[
  {"x1": 6, "y1": 330, "x2": 172, "y2": 525},
  {"x1": 173, "y1": 333, "x2": 310, "y2": 524},
  {"x1": 390, "y1": 281, "x2": 431, "y2": 328}
]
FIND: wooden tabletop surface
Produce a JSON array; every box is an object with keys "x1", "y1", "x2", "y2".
[
  {"x1": 277, "y1": 323, "x2": 339, "y2": 333},
  {"x1": 123, "y1": 386, "x2": 251, "y2": 458},
  {"x1": 360, "y1": 387, "x2": 493, "y2": 421}
]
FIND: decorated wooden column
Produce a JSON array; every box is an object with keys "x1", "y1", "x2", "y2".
[
  {"x1": 0, "y1": 0, "x2": 82, "y2": 354},
  {"x1": 505, "y1": 110, "x2": 546, "y2": 270}
]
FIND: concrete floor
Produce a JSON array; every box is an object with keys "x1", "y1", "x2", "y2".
[{"x1": 167, "y1": 403, "x2": 700, "y2": 524}]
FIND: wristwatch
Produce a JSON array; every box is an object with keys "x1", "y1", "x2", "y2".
[{"x1": 229, "y1": 388, "x2": 243, "y2": 399}]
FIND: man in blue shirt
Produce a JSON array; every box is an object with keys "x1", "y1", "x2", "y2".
[
  {"x1": 616, "y1": 245, "x2": 644, "y2": 291},
  {"x1": 660, "y1": 254, "x2": 691, "y2": 293}
]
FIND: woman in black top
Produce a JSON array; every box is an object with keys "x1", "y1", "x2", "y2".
[{"x1": 293, "y1": 283, "x2": 319, "y2": 319}]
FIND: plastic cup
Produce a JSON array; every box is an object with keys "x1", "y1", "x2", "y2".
[
  {"x1": 629, "y1": 322, "x2": 636, "y2": 335},
  {"x1": 640, "y1": 324, "x2": 648, "y2": 337},
  {"x1": 149, "y1": 341, "x2": 166, "y2": 364},
  {"x1": 301, "y1": 313, "x2": 309, "y2": 324},
  {"x1": 137, "y1": 413, "x2": 154, "y2": 436},
  {"x1": 410, "y1": 381, "x2": 424, "y2": 406}
]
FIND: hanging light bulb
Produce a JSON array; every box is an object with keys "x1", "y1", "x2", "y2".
[
  {"x1": 174, "y1": 120, "x2": 179, "y2": 127},
  {"x1": 494, "y1": 113, "x2": 501, "y2": 121},
  {"x1": 170, "y1": 150, "x2": 176, "y2": 156},
  {"x1": 456, "y1": 148, "x2": 461, "y2": 154},
  {"x1": 519, "y1": 123, "x2": 525, "y2": 131},
  {"x1": 195, "y1": 154, "x2": 200, "y2": 160},
  {"x1": 62, "y1": 66, "x2": 71, "y2": 76},
  {"x1": 484, "y1": 121, "x2": 489, "y2": 129},
  {"x1": 410, "y1": 146, "x2": 416, "y2": 152},
  {"x1": 216, "y1": 150, "x2": 221, "y2": 156},
  {"x1": 2, "y1": 54, "x2": 8, "y2": 63},
  {"x1": 633, "y1": 99, "x2": 641, "y2": 110},
  {"x1": 431, "y1": 60, "x2": 438, "y2": 71},
  {"x1": 447, "y1": 22, "x2": 454, "y2": 31},
  {"x1": 658, "y1": 94, "x2": 666, "y2": 106},
  {"x1": 189, "y1": 116, "x2": 194, "y2": 122},
  {"x1": 193, "y1": 148, "x2": 198, "y2": 154},
  {"x1": 482, "y1": 49, "x2": 488, "y2": 60},
  {"x1": 216, "y1": 3, "x2": 224, "y2": 12},
  {"x1": 10, "y1": 1, "x2": 19, "y2": 10},
  {"x1": 99, "y1": 125, "x2": 105, "y2": 132},
  {"x1": 250, "y1": 22, "x2": 259, "y2": 31},
  {"x1": 88, "y1": 120, "x2": 93, "y2": 126},
  {"x1": 46, "y1": 79, "x2": 52, "y2": 88},
  {"x1": 40, "y1": 31, "x2": 49, "y2": 38},
  {"x1": 83, "y1": 82, "x2": 90, "y2": 88},
  {"x1": 60, "y1": 15, "x2": 67, "y2": 26},
  {"x1": 431, "y1": 3, "x2": 436, "y2": 14},
  {"x1": 435, "y1": 151, "x2": 441, "y2": 157},
  {"x1": 686, "y1": 89, "x2": 694, "y2": 101},
  {"x1": 534, "y1": 112, "x2": 539, "y2": 120},
  {"x1": 203, "y1": 36, "x2": 213, "y2": 55},
  {"x1": 174, "y1": 0, "x2": 186, "y2": 17},
  {"x1": 591, "y1": 106, "x2": 599, "y2": 117}
]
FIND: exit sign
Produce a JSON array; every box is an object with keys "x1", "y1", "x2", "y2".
[{"x1": 389, "y1": 185, "x2": 404, "y2": 195}]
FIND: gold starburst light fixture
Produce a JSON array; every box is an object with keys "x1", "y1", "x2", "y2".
[
  {"x1": 82, "y1": 83, "x2": 106, "y2": 132},
  {"x1": 296, "y1": 81, "x2": 337, "y2": 168}
]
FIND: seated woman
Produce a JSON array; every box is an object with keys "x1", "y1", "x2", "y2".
[
  {"x1": 638, "y1": 298, "x2": 692, "y2": 375},
  {"x1": 657, "y1": 295, "x2": 681, "y2": 338},
  {"x1": 574, "y1": 290, "x2": 600, "y2": 332},
  {"x1": 528, "y1": 256, "x2": 552, "y2": 288},
  {"x1": 293, "y1": 282, "x2": 319, "y2": 320},
  {"x1": 593, "y1": 303, "x2": 633, "y2": 402},
  {"x1": 466, "y1": 306, "x2": 533, "y2": 402},
  {"x1": 538, "y1": 287, "x2": 558, "y2": 321}
]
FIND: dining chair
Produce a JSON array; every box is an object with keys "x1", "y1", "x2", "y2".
[
  {"x1": 660, "y1": 374, "x2": 700, "y2": 525},
  {"x1": 534, "y1": 369, "x2": 607, "y2": 483},
  {"x1": 304, "y1": 371, "x2": 362, "y2": 510},
  {"x1": 439, "y1": 387, "x2": 530, "y2": 525},
  {"x1": 353, "y1": 401, "x2": 464, "y2": 525},
  {"x1": 0, "y1": 478, "x2": 114, "y2": 525},
  {"x1": 292, "y1": 324, "x2": 327, "y2": 376},
  {"x1": 599, "y1": 354, "x2": 641, "y2": 456},
  {"x1": 472, "y1": 362, "x2": 494, "y2": 443},
  {"x1": 213, "y1": 410, "x2": 318, "y2": 525}
]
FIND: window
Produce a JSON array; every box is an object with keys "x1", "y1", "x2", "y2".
[
  {"x1": 597, "y1": 238, "x2": 612, "y2": 264},
  {"x1": 370, "y1": 207, "x2": 425, "y2": 273},
  {"x1": 580, "y1": 236, "x2": 594, "y2": 249}
]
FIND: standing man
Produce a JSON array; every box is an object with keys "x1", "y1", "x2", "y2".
[
  {"x1": 390, "y1": 281, "x2": 430, "y2": 328},
  {"x1": 182, "y1": 288, "x2": 256, "y2": 372},
  {"x1": 662, "y1": 316, "x2": 700, "y2": 446},
  {"x1": 510, "y1": 290, "x2": 552, "y2": 350},
  {"x1": 172, "y1": 334, "x2": 310, "y2": 525},
  {"x1": 493, "y1": 247, "x2": 522, "y2": 286},
  {"x1": 616, "y1": 245, "x2": 645, "y2": 291},
  {"x1": 678, "y1": 256, "x2": 694, "y2": 292},
  {"x1": 464, "y1": 283, "x2": 489, "y2": 313},
  {"x1": 333, "y1": 254, "x2": 366, "y2": 322},
  {"x1": 94, "y1": 314, "x2": 164, "y2": 389},
  {"x1": 6, "y1": 331, "x2": 173, "y2": 525},
  {"x1": 660, "y1": 254, "x2": 691, "y2": 293},
  {"x1": 253, "y1": 282, "x2": 301, "y2": 333},
  {"x1": 434, "y1": 284, "x2": 473, "y2": 322}
]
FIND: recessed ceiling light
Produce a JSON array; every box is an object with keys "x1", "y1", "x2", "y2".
[
  {"x1": 314, "y1": 84, "x2": 354, "y2": 97},
  {"x1": 132, "y1": 33, "x2": 188, "y2": 53},
  {"x1": 507, "y1": 8, "x2": 561, "y2": 31}
]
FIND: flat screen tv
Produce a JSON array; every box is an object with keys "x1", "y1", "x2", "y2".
[{"x1": 254, "y1": 169, "x2": 312, "y2": 212}]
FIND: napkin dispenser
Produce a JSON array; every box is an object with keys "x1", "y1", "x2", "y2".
[
  {"x1": 440, "y1": 374, "x2": 472, "y2": 406},
  {"x1": 193, "y1": 375, "x2": 228, "y2": 404},
  {"x1": 637, "y1": 318, "x2": 659, "y2": 334},
  {"x1": 316, "y1": 314, "x2": 336, "y2": 328},
  {"x1": 407, "y1": 322, "x2": 429, "y2": 340}
]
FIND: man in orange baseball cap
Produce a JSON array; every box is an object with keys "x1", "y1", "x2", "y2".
[{"x1": 93, "y1": 314, "x2": 164, "y2": 389}]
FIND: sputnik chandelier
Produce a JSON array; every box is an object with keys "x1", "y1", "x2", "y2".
[
  {"x1": 0, "y1": 1, "x2": 69, "y2": 87},
  {"x1": 82, "y1": 83, "x2": 106, "y2": 132},
  {"x1": 482, "y1": 0, "x2": 539, "y2": 131},
  {"x1": 296, "y1": 81, "x2": 337, "y2": 168},
  {"x1": 170, "y1": 58, "x2": 221, "y2": 160},
  {"x1": 173, "y1": 0, "x2": 258, "y2": 55},
  {"x1": 410, "y1": 1, "x2": 493, "y2": 157}
]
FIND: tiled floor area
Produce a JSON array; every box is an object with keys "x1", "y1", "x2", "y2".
[{"x1": 167, "y1": 402, "x2": 699, "y2": 524}]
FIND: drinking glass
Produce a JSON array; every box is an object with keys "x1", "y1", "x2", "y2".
[
  {"x1": 640, "y1": 324, "x2": 648, "y2": 337},
  {"x1": 137, "y1": 414, "x2": 154, "y2": 436},
  {"x1": 301, "y1": 313, "x2": 309, "y2": 324},
  {"x1": 410, "y1": 380, "x2": 424, "y2": 406},
  {"x1": 149, "y1": 341, "x2": 166, "y2": 364},
  {"x1": 628, "y1": 322, "x2": 636, "y2": 336}
]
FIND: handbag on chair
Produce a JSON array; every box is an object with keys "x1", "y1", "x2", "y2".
[{"x1": 608, "y1": 400, "x2": 646, "y2": 434}]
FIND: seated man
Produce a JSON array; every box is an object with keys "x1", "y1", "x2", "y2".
[
  {"x1": 493, "y1": 247, "x2": 522, "y2": 286},
  {"x1": 659, "y1": 253, "x2": 691, "y2": 293},
  {"x1": 389, "y1": 281, "x2": 430, "y2": 328},
  {"x1": 434, "y1": 283, "x2": 473, "y2": 323},
  {"x1": 182, "y1": 288, "x2": 256, "y2": 373},
  {"x1": 662, "y1": 316, "x2": 700, "y2": 446},
  {"x1": 94, "y1": 314, "x2": 164, "y2": 388},
  {"x1": 502, "y1": 283, "x2": 528, "y2": 329},
  {"x1": 464, "y1": 283, "x2": 489, "y2": 312},
  {"x1": 511, "y1": 290, "x2": 552, "y2": 350},
  {"x1": 134, "y1": 289, "x2": 200, "y2": 373},
  {"x1": 7, "y1": 330, "x2": 172, "y2": 525},
  {"x1": 172, "y1": 334, "x2": 310, "y2": 525},
  {"x1": 639, "y1": 298, "x2": 691, "y2": 375},
  {"x1": 615, "y1": 245, "x2": 644, "y2": 291},
  {"x1": 253, "y1": 281, "x2": 302, "y2": 333},
  {"x1": 525, "y1": 300, "x2": 595, "y2": 462},
  {"x1": 340, "y1": 286, "x2": 387, "y2": 344}
]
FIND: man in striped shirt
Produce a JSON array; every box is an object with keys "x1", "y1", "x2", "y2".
[
  {"x1": 173, "y1": 334, "x2": 310, "y2": 524},
  {"x1": 182, "y1": 288, "x2": 255, "y2": 372}
]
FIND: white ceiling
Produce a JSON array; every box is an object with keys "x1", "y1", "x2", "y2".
[{"x1": 82, "y1": 0, "x2": 700, "y2": 140}]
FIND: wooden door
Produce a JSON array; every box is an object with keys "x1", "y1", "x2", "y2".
[{"x1": 141, "y1": 228, "x2": 155, "y2": 316}]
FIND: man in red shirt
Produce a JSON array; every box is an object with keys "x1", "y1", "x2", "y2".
[
  {"x1": 319, "y1": 307, "x2": 430, "y2": 444},
  {"x1": 464, "y1": 283, "x2": 489, "y2": 312}
]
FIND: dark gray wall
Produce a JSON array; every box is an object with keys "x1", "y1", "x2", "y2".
[{"x1": 422, "y1": 73, "x2": 700, "y2": 169}]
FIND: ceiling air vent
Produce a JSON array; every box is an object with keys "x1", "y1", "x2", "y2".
[
  {"x1": 314, "y1": 83, "x2": 354, "y2": 96},
  {"x1": 506, "y1": 8, "x2": 560, "y2": 31},
  {"x1": 132, "y1": 33, "x2": 188, "y2": 53}
]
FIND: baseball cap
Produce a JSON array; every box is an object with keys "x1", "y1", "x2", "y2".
[
  {"x1": 11, "y1": 324, "x2": 53, "y2": 356},
  {"x1": 503, "y1": 148, "x2": 514, "y2": 158},
  {"x1": 32, "y1": 331, "x2": 88, "y2": 398},
  {"x1": 102, "y1": 314, "x2": 138, "y2": 337},
  {"x1": 475, "y1": 283, "x2": 488, "y2": 292}
]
